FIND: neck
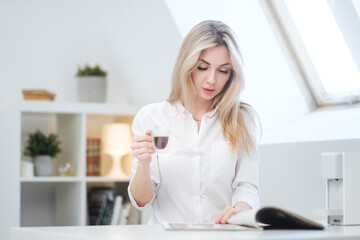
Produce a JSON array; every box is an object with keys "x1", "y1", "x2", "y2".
[{"x1": 192, "y1": 99, "x2": 213, "y2": 120}]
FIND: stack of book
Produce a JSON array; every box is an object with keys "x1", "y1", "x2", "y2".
[
  {"x1": 22, "y1": 89, "x2": 56, "y2": 101},
  {"x1": 86, "y1": 138, "x2": 101, "y2": 176},
  {"x1": 87, "y1": 187, "x2": 141, "y2": 225}
]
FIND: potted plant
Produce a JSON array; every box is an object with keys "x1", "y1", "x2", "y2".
[
  {"x1": 76, "y1": 64, "x2": 107, "y2": 102},
  {"x1": 24, "y1": 130, "x2": 62, "y2": 176}
]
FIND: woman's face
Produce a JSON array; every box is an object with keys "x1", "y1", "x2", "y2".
[{"x1": 191, "y1": 45, "x2": 231, "y2": 104}]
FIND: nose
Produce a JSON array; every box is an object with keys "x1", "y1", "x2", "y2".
[{"x1": 205, "y1": 69, "x2": 216, "y2": 85}]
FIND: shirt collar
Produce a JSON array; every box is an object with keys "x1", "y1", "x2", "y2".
[
  {"x1": 173, "y1": 101, "x2": 219, "y2": 118},
  {"x1": 204, "y1": 106, "x2": 219, "y2": 118},
  {"x1": 174, "y1": 101, "x2": 186, "y2": 114}
]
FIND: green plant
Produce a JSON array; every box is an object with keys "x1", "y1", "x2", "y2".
[
  {"x1": 76, "y1": 64, "x2": 107, "y2": 77},
  {"x1": 24, "y1": 130, "x2": 62, "y2": 158}
]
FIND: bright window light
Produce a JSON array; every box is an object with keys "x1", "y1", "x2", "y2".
[
  {"x1": 284, "y1": 0, "x2": 360, "y2": 95},
  {"x1": 353, "y1": 0, "x2": 360, "y2": 17}
]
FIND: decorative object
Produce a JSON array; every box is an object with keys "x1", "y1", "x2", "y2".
[
  {"x1": 22, "y1": 89, "x2": 56, "y2": 101},
  {"x1": 21, "y1": 160, "x2": 34, "y2": 177},
  {"x1": 76, "y1": 64, "x2": 107, "y2": 102},
  {"x1": 24, "y1": 129, "x2": 61, "y2": 176},
  {"x1": 58, "y1": 162, "x2": 73, "y2": 176},
  {"x1": 101, "y1": 123, "x2": 132, "y2": 178}
]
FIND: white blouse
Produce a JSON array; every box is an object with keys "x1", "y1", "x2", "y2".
[{"x1": 128, "y1": 101, "x2": 259, "y2": 224}]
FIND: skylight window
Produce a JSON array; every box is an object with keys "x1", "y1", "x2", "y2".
[
  {"x1": 261, "y1": 0, "x2": 360, "y2": 107},
  {"x1": 285, "y1": 0, "x2": 360, "y2": 95}
]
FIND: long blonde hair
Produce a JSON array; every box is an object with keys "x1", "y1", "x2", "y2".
[{"x1": 168, "y1": 20, "x2": 259, "y2": 156}]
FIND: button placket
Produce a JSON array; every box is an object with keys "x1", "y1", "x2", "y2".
[{"x1": 192, "y1": 151, "x2": 202, "y2": 221}]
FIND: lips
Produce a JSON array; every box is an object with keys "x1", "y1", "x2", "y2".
[{"x1": 203, "y1": 87, "x2": 215, "y2": 95}]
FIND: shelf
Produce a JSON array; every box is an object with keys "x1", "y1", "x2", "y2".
[
  {"x1": 21, "y1": 182, "x2": 83, "y2": 226},
  {"x1": 17, "y1": 101, "x2": 141, "y2": 115},
  {"x1": 21, "y1": 177, "x2": 82, "y2": 183},
  {"x1": 20, "y1": 176, "x2": 131, "y2": 183},
  {"x1": 12, "y1": 101, "x2": 137, "y2": 230},
  {"x1": 86, "y1": 176, "x2": 131, "y2": 182}
]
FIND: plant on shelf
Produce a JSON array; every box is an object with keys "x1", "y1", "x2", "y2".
[
  {"x1": 24, "y1": 129, "x2": 61, "y2": 176},
  {"x1": 76, "y1": 64, "x2": 108, "y2": 102},
  {"x1": 76, "y1": 64, "x2": 107, "y2": 77}
]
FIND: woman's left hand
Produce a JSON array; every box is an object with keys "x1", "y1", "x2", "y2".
[{"x1": 215, "y1": 201, "x2": 251, "y2": 224}]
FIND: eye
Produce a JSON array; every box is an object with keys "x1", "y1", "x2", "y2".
[
  {"x1": 197, "y1": 66, "x2": 208, "y2": 71},
  {"x1": 219, "y1": 68, "x2": 230, "y2": 74}
]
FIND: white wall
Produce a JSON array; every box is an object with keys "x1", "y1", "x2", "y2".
[
  {"x1": 262, "y1": 105, "x2": 360, "y2": 144},
  {"x1": 0, "y1": 0, "x2": 182, "y2": 105},
  {"x1": 259, "y1": 139, "x2": 360, "y2": 220}
]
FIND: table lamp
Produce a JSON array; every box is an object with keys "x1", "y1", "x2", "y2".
[{"x1": 101, "y1": 123, "x2": 132, "y2": 178}]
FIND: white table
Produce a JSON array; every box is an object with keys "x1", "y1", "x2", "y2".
[{"x1": 11, "y1": 224, "x2": 360, "y2": 240}]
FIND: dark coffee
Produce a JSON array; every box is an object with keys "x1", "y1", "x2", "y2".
[{"x1": 154, "y1": 136, "x2": 169, "y2": 149}]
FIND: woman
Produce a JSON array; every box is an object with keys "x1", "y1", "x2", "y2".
[{"x1": 128, "y1": 20, "x2": 260, "y2": 224}]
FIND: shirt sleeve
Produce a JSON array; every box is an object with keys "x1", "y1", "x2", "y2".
[
  {"x1": 231, "y1": 112, "x2": 260, "y2": 210},
  {"x1": 231, "y1": 150, "x2": 260, "y2": 210},
  {"x1": 127, "y1": 106, "x2": 160, "y2": 210}
]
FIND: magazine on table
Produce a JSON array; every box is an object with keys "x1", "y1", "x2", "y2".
[{"x1": 162, "y1": 206, "x2": 324, "y2": 231}]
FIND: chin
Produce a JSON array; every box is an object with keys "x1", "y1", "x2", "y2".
[{"x1": 200, "y1": 95, "x2": 215, "y2": 101}]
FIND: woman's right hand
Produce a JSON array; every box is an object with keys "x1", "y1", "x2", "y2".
[{"x1": 131, "y1": 130, "x2": 155, "y2": 166}]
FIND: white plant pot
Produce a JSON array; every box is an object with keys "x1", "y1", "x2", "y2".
[
  {"x1": 33, "y1": 155, "x2": 54, "y2": 176},
  {"x1": 78, "y1": 76, "x2": 107, "y2": 102}
]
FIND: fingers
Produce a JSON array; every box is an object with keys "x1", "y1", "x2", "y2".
[
  {"x1": 132, "y1": 141, "x2": 154, "y2": 150},
  {"x1": 132, "y1": 134, "x2": 153, "y2": 143},
  {"x1": 132, "y1": 145, "x2": 154, "y2": 157},
  {"x1": 135, "y1": 152, "x2": 154, "y2": 162},
  {"x1": 131, "y1": 130, "x2": 155, "y2": 162},
  {"x1": 215, "y1": 206, "x2": 238, "y2": 224},
  {"x1": 215, "y1": 208, "x2": 226, "y2": 224}
]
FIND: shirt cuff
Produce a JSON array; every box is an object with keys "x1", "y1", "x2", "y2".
[{"x1": 232, "y1": 186, "x2": 259, "y2": 210}]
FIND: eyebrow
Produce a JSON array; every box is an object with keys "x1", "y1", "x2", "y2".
[{"x1": 200, "y1": 59, "x2": 231, "y2": 67}]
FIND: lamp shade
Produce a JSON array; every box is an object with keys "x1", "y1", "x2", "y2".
[{"x1": 101, "y1": 123, "x2": 132, "y2": 156}]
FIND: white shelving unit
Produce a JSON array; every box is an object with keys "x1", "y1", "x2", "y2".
[{"x1": 0, "y1": 101, "x2": 141, "y2": 240}]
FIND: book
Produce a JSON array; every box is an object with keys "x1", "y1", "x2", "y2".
[
  {"x1": 118, "y1": 202, "x2": 132, "y2": 225},
  {"x1": 228, "y1": 206, "x2": 324, "y2": 230},
  {"x1": 22, "y1": 89, "x2": 56, "y2": 101},
  {"x1": 110, "y1": 195, "x2": 123, "y2": 225},
  {"x1": 86, "y1": 138, "x2": 101, "y2": 176},
  {"x1": 127, "y1": 204, "x2": 142, "y2": 225},
  {"x1": 100, "y1": 198, "x2": 115, "y2": 225},
  {"x1": 162, "y1": 206, "x2": 324, "y2": 231},
  {"x1": 88, "y1": 187, "x2": 115, "y2": 225}
]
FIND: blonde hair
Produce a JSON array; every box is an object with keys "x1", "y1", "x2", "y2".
[{"x1": 168, "y1": 20, "x2": 259, "y2": 156}]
